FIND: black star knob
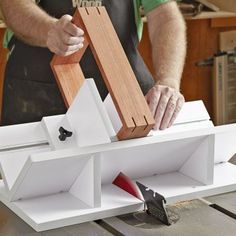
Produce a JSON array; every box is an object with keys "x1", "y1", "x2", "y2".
[{"x1": 58, "y1": 127, "x2": 73, "y2": 141}]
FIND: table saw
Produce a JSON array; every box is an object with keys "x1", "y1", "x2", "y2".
[{"x1": 0, "y1": 6, "x2": 236, "y2": 232}]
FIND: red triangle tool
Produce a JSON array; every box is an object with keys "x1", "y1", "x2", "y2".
[{"x1": 113, "y1": 172, "x2": 143, "y2": 201}]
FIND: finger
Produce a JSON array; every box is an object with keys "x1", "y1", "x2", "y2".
[
  {"x1": 48, "y1": 43, "x2": 58, "y2": 55},
  {"x1": 168, "y1": 95, "x2": 185, "y2": 128},
  {"x1": 59, "y1": 15, "x2": 84, "y2": 36},
  {"x1": 57, "y1": 43, "x2": 84, "y2": 56},
  {"x1": 160, "y1": 95, "x2": 178, "y2": 130},
  {"x1": 63, "y1": 21, "x2": 84, "y2": 37},
  {"x1": 60, "y1": 14, "x2": 73, "y2": 23},
  {"x1": 63, "y1": 47, "x2": 83, "y2": 56},
  {"x1": 145, "y1": 93, "x2": 151, "y2": 105},
  {"x1": 48, "y1": 36, "x2": 62, "y2": 55},
  {"x1": 61, "y1": 33, "x2": 84, "y2": 45},
  {"x1": 154, "y1": 92, "x2": 172, "y2": 130},
  {"x1": 148, "y1": 89, "x2": 161, "y2": 117}
]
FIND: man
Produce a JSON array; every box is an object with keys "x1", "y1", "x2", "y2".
[{"x1": 0, "y1": 0, "x2": 186, "y2": 130}]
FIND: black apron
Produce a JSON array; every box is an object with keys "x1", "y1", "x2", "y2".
[{"x1": 1, "y1": 0, "x2": 154, "y2": 126}]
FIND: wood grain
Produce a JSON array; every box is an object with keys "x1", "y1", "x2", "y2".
[
  {"x1": 51, "y1": 7, "x2": 155, "y2": 140},
  {"x1": 52, "y1": 64, "x2": 85, "y2": 107},
  {"x1": 211, "y1": 17, "x2": 236, "y2": 28},
  {"x1": 51, "y1": 10, "x2": 87, "y2": 107}
]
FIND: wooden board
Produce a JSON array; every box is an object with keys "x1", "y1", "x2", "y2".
[
  {"x1": 51, "y1": 7, "x2": 155, "y2": 140},
  {"x1": 50, "y1": 31, "x2": 89, "y2": 107},
  {"x1": 100, "y1": 199, "x2": 236, "y2": 236},
  {"x1": 185, "y1": 11, "x2": 236, "y2": 20},
  {"x1": 211, "y1": 17, "x2": 236, "y2": 28},
  {"x1": 51, "y1": 64, "x2": 85, "y2": 107}
]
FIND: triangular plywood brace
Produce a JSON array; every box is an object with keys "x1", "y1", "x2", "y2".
[{"x1": 51, "y1": 7, "x2": 155, "y2": 140}]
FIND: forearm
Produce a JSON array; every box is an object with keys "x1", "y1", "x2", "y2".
[
  {"x1": 147, "y1": 1, "x2": 186, "y2": 90},
  {"x1": 0, "y1": 0, "x2": 56, "y2": 47}
]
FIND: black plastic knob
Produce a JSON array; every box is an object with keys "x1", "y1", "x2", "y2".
[{"x1": 58, "y1": 127, "x2": 73, "y2": 141}]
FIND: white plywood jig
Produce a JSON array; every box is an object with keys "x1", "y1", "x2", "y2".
[
  {"x1": 0, "y1": 79, "x2": 236, "y2": 232},
  {"x1": 42, "y1": 79, "x2": 113, "y2": 150}
]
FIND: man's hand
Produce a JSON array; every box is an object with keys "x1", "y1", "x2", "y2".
[
  {"x1": 146, "y1": 84, "x2": 185, "y2": 130},
  {"x1": 146, "y1": 1, "x2": 186, "y2": 130},
  {"x1": 47, "y1": 15, "x2": 84, "y2": 56}
]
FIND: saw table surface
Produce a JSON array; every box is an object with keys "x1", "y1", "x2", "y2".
[
  {"x1": 99, "y1": 158, "x2": 236, "y2": 236},
  {"x1": 101, "y1": 194, "x2": 236, "y2": 236},
  {"x1": 0, "y1": 192, "x2": 235, "y2": 236}
]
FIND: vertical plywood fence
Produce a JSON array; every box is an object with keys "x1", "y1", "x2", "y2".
[{"x1": 51, "y1": 7, "x2": 155, "y2": 140}]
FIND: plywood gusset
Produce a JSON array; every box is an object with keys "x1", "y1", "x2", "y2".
[{"x1": 51, "y1": 6, "x2": 155, "y2": 140}]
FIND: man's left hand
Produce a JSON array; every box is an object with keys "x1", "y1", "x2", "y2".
[{"x1": 145, "y1": 84, "x2": 185, "y2": 130}]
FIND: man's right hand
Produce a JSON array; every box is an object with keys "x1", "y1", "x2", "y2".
[{"x1": 47, "y1": 14, "x2": 84, "y2": 56}]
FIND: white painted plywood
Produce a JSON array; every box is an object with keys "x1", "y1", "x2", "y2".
[
  {"x1": 137, "y1": 162, "x2": 236, "y2": 204},
  {"x1": 64, "y1": 80, "x2": 111, "y2": 147},
  {"x1": 69, "y1": 156, "x2": 101, "y2": 208},
  {"x1": 9, "y1": 154, "x2": 93, "y2": 202},
  {"x1": 0, "y1": 184, "x2": 142, "y2": 232},
  {"x1": 42, "y1": 115, "x2": 77, "y2": 150},
  {"x1": 0, "y1": 122, "x2": 47, "y2": 150},
  {"x1": 101, "y1": 136, "x2": 208, "y2": 184},
  {"x1": 214, "y1": 124, "x2": 236, "y2": 163},
  {"x1": 0, "y1": 163, "x2": 235, "y2": 232},
  {"x1": 0, "y1": 146, "x2": 50, "y2": 191},
  {"x1": 174, "y1": 100, "x2": 210, "y2": 124},
  {"x1": 180, "y1": 135, "x2": 214, "y2": 185}
]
